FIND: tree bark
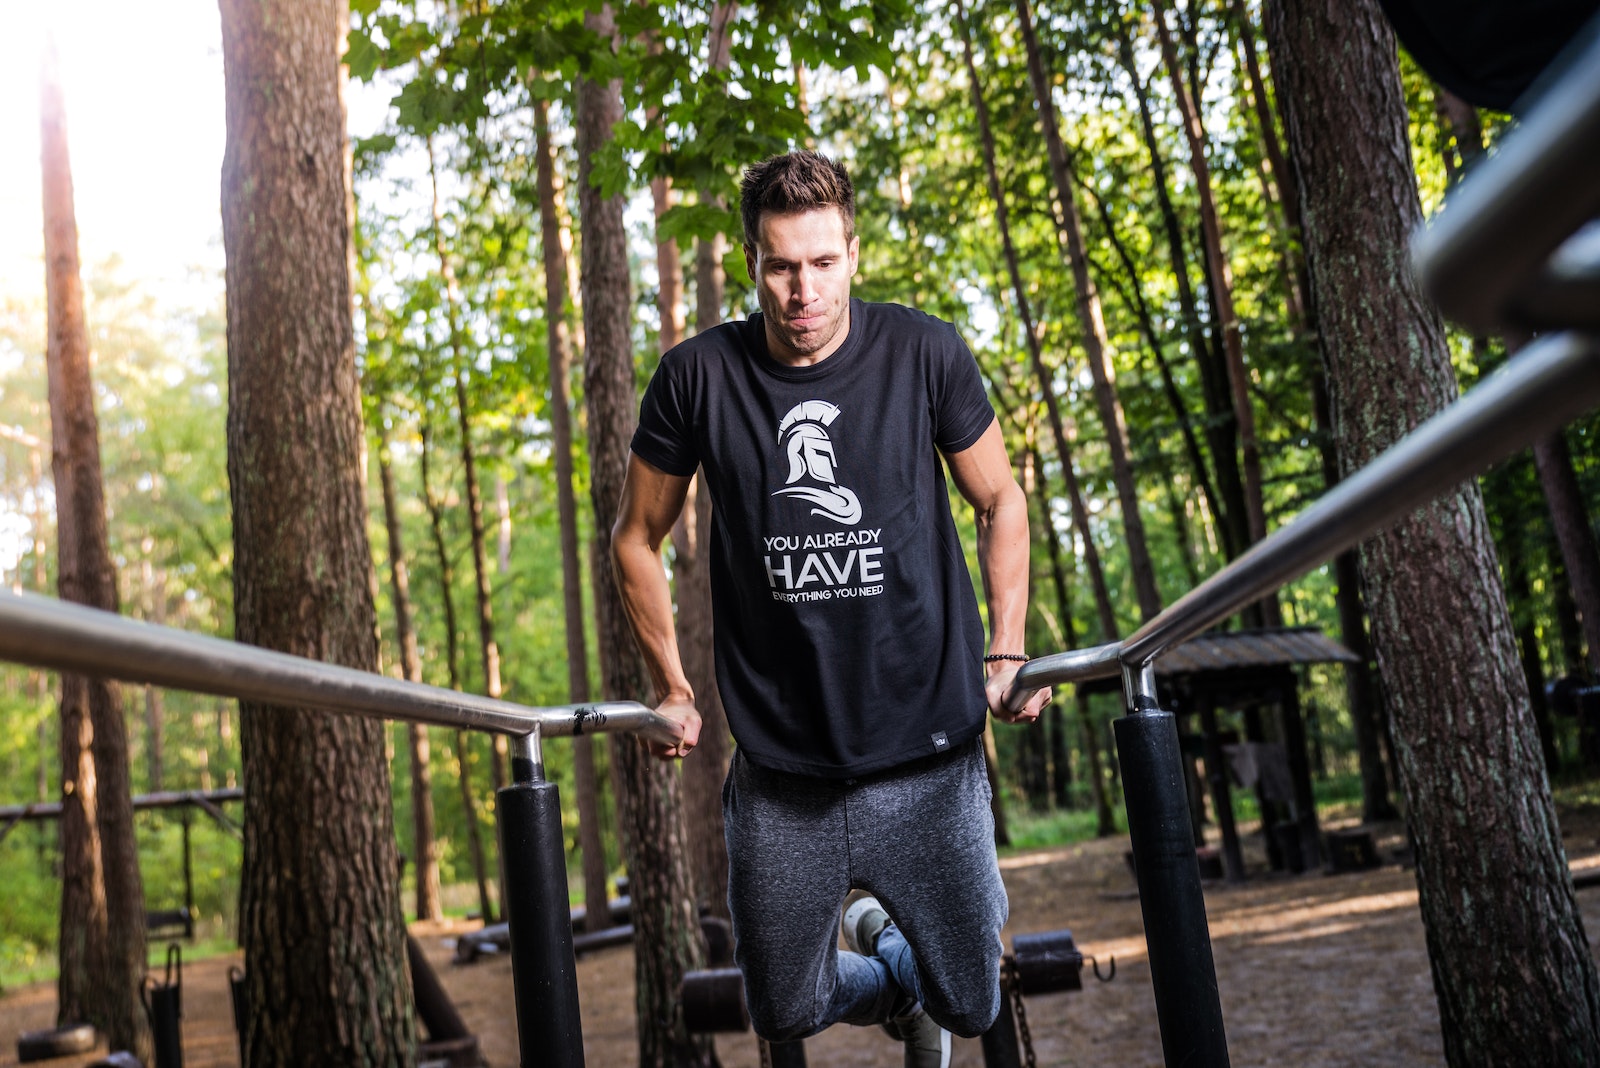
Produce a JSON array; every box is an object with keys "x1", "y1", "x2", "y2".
[
  {"x1": 219, "y1": 0, "x2": 415, "y2": 1062},
  {"x1": 377, "y1": 421, "x2": 442, "y2": 921},
  {"x1": 428, "y1": 138, "x2": 509, "y2": 793},
  {"x1": 219, "y1": 0, "x2": 419, "y2": 1061},
  {"x1": 40, "y1": 47, "x2": 151, "y2": 1063},
  {"x1": 1015, "y1": 0, "x2": 1162, "y2": 621},
  {"x1": 534, "y1": 93, "x2": 610, "y2": 933},
  {"x1": 577, "y1": 7, "x2": 710, "y2": 1064},
  {"x1": 419, "y1": 412, "x2": 496, "y2": 923},
  {"x1": 1264, "y1": 2, "x2": 1600, "y2": 1062}
]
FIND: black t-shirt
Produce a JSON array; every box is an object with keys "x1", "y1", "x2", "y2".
[{"x1": 631, "y1": 299, "x2": 996, "y2": 777}]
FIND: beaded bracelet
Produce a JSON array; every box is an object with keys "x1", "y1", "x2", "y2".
[{"x1": 983, "y1": 653, "x2": 1029, "y2": 663}]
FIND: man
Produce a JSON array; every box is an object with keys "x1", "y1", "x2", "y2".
[{"x1": 612, "y1": 150, "x2": 1047, "y2": 1067}]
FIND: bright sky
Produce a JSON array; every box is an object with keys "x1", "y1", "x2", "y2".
[
  {"x1": 0, "y1": 0, "x2": 393, "y2": 575},
  {"x1": 0, "y1": 0, "x2": 391, "y2": 312},
  {"x1": 0, "y1": 0, "x2": 227, "y2": 306}
]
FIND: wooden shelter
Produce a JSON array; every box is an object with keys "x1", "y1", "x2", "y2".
[{"x1": 1092, "y1": 628, "x2": 1360, "y2": 883}]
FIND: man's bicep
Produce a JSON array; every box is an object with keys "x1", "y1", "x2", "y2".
[
  {"x1": 615, "y1": 452, "x2": 694, "y2": 550},
  {"x1": 942, "y1": 417, "x2": 1012, "y2": 513}
]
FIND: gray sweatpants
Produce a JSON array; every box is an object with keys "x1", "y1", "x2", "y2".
[{"x1": 723, "y1": 739, "x2": 1007, "y2": 1041}]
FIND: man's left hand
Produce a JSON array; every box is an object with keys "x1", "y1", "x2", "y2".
[{"x1": 985, "y1": 662, "x2": 1049, "y2": 724}]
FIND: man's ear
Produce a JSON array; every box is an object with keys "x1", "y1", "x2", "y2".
[
  {"x1": 743, "y1": 243, "x2": 757, "y2": 283},
  {"x1": 848, "y1": 234, "x2": 860, "y2": 272}
]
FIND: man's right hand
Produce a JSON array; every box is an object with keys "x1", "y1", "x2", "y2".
[{"x1": 647, "y1": 694, "x2": 702, "y2": 760}]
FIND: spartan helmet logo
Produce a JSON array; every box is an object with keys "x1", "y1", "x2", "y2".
[{"x1": 773, "y1": 400, "x2": 862, "y2": 525}]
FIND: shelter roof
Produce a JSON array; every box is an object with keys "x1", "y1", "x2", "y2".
[{"x1": 1153, "y1": 627, "x2": 1358, "y2": 676}]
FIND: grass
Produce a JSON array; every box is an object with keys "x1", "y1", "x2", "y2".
[{"x1": 1001, "y1": 801, "x2": 1128, "y2": 853}]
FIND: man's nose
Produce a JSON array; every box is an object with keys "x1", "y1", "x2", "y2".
[{"x1": 792, "y1": 266, "x2": 818, "y2": 304}]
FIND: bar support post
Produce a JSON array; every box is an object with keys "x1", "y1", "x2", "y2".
[
  {"x1": 1116, "y1": 679, "x2": 1230, "y2": 1067},
  {"x1": 498, "y1": 727, "x2": 586, "y2": 1068}
]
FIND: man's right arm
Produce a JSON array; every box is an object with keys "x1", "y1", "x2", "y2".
[{"x1": 610, "y1": 452, "x2": 700, "y2": 759}]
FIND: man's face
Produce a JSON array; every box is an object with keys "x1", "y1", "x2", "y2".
[{"x1": 745, "y1": 207, "x2": 860, "y2": 366}]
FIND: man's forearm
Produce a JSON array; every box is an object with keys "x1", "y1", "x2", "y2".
[
  {"x1": 612, "y1": 537, "x2": 694, "y2": 704},
  {"x1": 976, "y1": 483, "x2": 1032, "y2": 655}
]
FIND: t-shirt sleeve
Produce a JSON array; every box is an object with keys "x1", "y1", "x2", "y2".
[
  {"x1": 631, "y1": 356, "x2": 700, "y2": 477},
  {"x1": 932, "y1": 323, "x2": 996, "y2": 454}
]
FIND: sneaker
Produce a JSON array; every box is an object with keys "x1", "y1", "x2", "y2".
[
  {"x1": 840, "y1": 896, "x2": 950, "y2": 1068},
  {"x1": 882, "y1": 1002, "x2": 952, "y2": 1068},
  {"x1": 841, "y1": 893, "x2": 891, "y2": 956}
]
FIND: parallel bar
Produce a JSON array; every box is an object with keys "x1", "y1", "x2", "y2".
[
  {"x1": 1005, "y1": 331, "x2": 1600, "y2": 709},
  {"x1": 0, "y1": 787, "x2": 244, "y2": 823},
  {"x1": 1411, "y1": 20, "x2": 1600, "y2": 334},
  {"x1": 1120, "y1": 330, "x2": 1598, "y2": 671},
  {"x1": 0, "y1": 590, "x2": 679, "y2": 748}
]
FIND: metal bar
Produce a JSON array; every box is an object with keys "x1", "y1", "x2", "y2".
[
  {"x1": 0, "y1": 788, "x2": 245, "y2": 823},
  {"x1": 1120, "y1": 331, "x2": 1598, "y2": 670},
  {"x1": 0, "y1": 589, "x2": 679, "y2": 748},
  {"x1": 1412, "y1": 19, "x2": 1600, "y2": 334},
  {"x1": 1005, "y1": 330, "x2": 1600, "y2": 709}
]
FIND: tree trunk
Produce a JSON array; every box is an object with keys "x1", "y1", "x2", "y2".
[
  {"x1": 377, "y1": 421, "x2": 442, "y2": 921},
  {"x1": 1433, "y1": 86, "x2": 1600, "y2": 680},
  {"x1": 143, "y1": 559, "x2": 166, "y2": 793},
  {"x1": 1264, "y1": 3, "x2": 1600, "y2": 1062},
  {"x1": 1015, "y1": 0, "x2": 1162, "y2": 621},
  {"x1": 1086, "y1": 182, "x2": 1226, "y2": 558},
  {"x1": 40, "y1": 48, "x2": 151, "y2": 1063},
  {"x1": 1113, "y1": 21, "x2": 1248, "y2": 563},
  {"x1": 219, "y1": 0, "x2": 415, "y2": 1061},
  {"x1": 577, "y1": 7, "x2": 710, "y2": 1064},
  {"x1": 1531, "y1": 434, "x2": 1600, "y2": 677},
  {"x1": 495, "y1": 474, "x2": 512, "y2": 575},
  {"x1": 1153, "y1": 0, "x2": 1271, "y2": 573},
  {"x1": 420, "y1": 413, "x2": 496, "y2": 923},
  {"x1": 981, "y1": 723, "x2": 1012, "y2": 844},
  {"x1": 1228, "y1": 0, "x2": 1308, "y2": 322},
  {"x1": 428, "y1": 139, "x2": 509, "y2": 793},
  {"x1": 672, "y1": 0, "x2": 739, "y2": 925},
  {"x1": 1311, "y1": 374, "x2": 1397, "y2": 821},
  {"x1": 1491, "y1": 464, "x2": 1559, "y2": 770},
  {"x1": 959, "y1": 5, "x2": 1119, "y2": 647},
  {"x1": 1026, "y1": 439, "x2": 1114, "y2": 835},
  {"x1": 534, "y1": 94, "x2": 610, "y2": 933}
]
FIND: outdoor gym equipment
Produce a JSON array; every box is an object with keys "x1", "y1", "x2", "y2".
[
  {"x1": 680, "y1": 927, "x2": 1113, "y2": 1067},
  {"x1": 1001, "y1": 17, "x2": 1600, "y2": 1067},
  {"x1": 141, "y1": 944, "x2": 184, "y2": 1068},
  {"x1": 0, "y1": 16, "x2": 1595, "y2": 1067}
]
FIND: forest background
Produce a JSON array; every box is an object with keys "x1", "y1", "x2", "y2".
[{"x1": 1, "y1": 0, "x2": 1597, "y2": 1008}]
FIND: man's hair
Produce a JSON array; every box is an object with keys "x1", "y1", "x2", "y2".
[{"x1": 739, "y1": 151, "x2": 856, "y2": 247}]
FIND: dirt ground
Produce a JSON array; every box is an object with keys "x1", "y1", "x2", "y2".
[{"x1": 8, "y1": 809, "x2": 1600, "y2": 1068}]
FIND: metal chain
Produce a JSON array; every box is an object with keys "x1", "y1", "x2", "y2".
[{"x1": 1004, "y1": 957, "x2": 1039, "y2": 1068}]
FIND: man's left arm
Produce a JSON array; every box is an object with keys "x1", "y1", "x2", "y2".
[{"x1": 945, "y1": 418, "x2": 1050, "y2": 724}]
